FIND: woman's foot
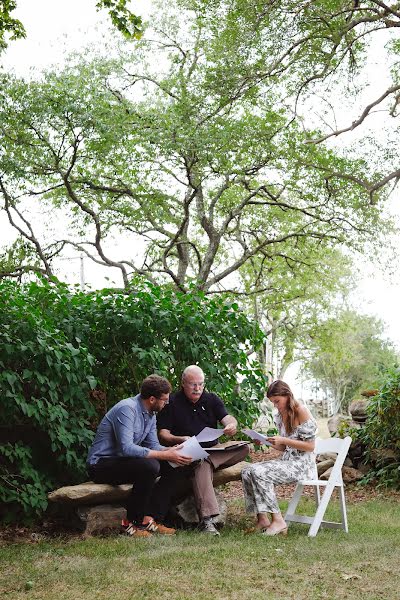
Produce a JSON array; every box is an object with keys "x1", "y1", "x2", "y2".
[
  {"x1": 245, "y1": 515, "x2": 270, "y2": 534},
  {"x1": 262, "y1": 522, "x2": 288, "y2": 536}
]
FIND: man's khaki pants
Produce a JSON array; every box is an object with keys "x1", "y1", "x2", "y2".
[{"x1": 192, "y1": 443, "x2": 249, "y2": 519}]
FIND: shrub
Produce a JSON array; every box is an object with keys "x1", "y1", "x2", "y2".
[
  {"x1": 0, "y1": 280, "x2": 97, "y2": 519},
  {"x1": 0, "y1": 278, "x2": 266, "y2": 518},
  {"x1": 358, "y1": 367, "x2": 400, "y2": 488}
]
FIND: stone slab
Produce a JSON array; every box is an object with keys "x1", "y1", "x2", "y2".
[{"x1": 48, "y1": 460, "x2": 248, "y2": 505}]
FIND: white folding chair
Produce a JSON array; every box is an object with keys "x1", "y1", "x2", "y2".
[{"x1": 284, "y1": 436, "x2": 352, "y2": 537}]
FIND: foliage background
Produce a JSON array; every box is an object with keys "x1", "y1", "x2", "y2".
[
  {"x1": 358, "y1": 367, "x2": 400, "y2": 488},
  {"x1": 0, "y1": 277, "x2": 266, "y2": 518}
]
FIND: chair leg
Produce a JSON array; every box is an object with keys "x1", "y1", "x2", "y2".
[
  {"x1": 313, "y1": 484, "x2": 321, "y2": 507},
  {"x1": 284, "y1": 483, "x2": 304, "y2": 526},
  {"x1": 338, "y1": 485, "x2": 348, "y2": 533},
  {"x1": 308, "y1": 481, "x2": 335, "y2": 537}
]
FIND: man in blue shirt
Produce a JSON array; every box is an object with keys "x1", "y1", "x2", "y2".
[{"x1": 87, "y1": 374, "x2": 191, "y2": 537}]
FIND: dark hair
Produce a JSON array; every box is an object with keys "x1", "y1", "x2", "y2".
[
  {"x1": 140, "y1": 374, "x2": 172, "y2": 399},
  {"x1": 266, "y1": 380, "x2": 299, "y2": 435}
]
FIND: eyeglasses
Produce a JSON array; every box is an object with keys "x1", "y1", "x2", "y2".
[{"x1": 184, "y1": 382, "x2": 205, "y2": 389}]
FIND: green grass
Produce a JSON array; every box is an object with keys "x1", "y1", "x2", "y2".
[{"x1": 1, "y1": 497, "x2": 399, "y2": 600}]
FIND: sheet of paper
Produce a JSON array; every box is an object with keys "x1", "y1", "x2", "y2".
[
  {"x1": 169, "y1": 436, "x2": 210, "y2": 468},
  {"x1": 242, "y1": 428, "x2": 272, "y2": 446},
  {"x1": 196, "y1": 427, "x2": 225, "y2": 443}
]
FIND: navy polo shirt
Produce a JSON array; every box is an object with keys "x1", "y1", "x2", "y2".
[{"x1": 157, "y1": 389, "x2": 228, "y2": 447}]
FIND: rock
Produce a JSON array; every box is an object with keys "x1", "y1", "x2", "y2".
[
  {"x1": 318, "y1": 466, "x2": 363, "y2": 483},
  {"x1": 317, "y1": 459, "x2": 335, "y2": 476},
  {"x1": 341, "y1": 466, "x2": 364, "y2": 483},
  {"x1": 48, "y1": 456, "x2": 249, "y2": 536},
  {"x1": 319, "y1": 467, "x2": 333, "y2": 480},
  {"x1": 360, "y1": 389, "x2": 378, "y2": 398},
  {"x1": 48, "y1": 482, "x2": 133, "y2": 505},
  {"x1": 171, "y1": 491, "x2": 227, "y2": 528},
  {"x1": 370, "y1": 448, "x2": 397, "y2": 466},
  {"x1": 77, "y1": 504, "x2": 126, "y2": 537},
  {"x1": 48, "y1": 461, "x2": 248, "y2": 506},
  {"x1": 343, "y1": 456, "x2": 353, "y2": 468},
  {"x1": 327, "y1": 414, "x2": 351, "y2": 436},
  {"x1": 317, "y1": 452, "x2": 337, "y2": 462},
  {"x1": 356, "y1": 463, "x2": 370, "y2": 475},
  {"x1": 349, "y1": 400, "x2": 369, "y2": 423},
  {"x1": 348, "y1": 439, "x2": 365, "y2": 467}
]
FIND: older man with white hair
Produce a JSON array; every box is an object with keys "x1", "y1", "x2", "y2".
[{"x1": 157, "y1": 365, "x2": 249, "y2": 535}]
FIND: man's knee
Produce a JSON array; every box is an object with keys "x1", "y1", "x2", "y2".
[{"x1": 142, "y1": 458, "x2": 161, "y2": 479}]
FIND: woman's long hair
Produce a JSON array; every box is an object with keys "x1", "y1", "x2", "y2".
[{"x1": 266, "y1": 380, "x2": 299, "y2": 435}]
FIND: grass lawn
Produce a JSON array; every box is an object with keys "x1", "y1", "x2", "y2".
[{"x1": 1, "y1": 496, "x2": 399, "y2": 600}]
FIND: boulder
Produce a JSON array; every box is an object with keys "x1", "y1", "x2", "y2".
[
  {"x1": 348, "y1": 439, "x2": 365, "y2": 468},
  {"x1": 349, "y1": 399, "x2": 369, "y2": 423},
  {"x1": 317, "y1": 459, "x2": 335, "y2": 476},
  {"x1": 77, "y1": 504, "x2": 127, "y2": 537},
  {"x1": 341, "y1": 466, "x2": 364, "y2": 484},
  {"x1": 317, "y1": 452, "x2": 337, "y2": 462},
  {"x1": 319, "y1": 466, "x2": 364, "y2": 483},
  {"x1": 48, "y1": 460, "x2": 247, "y2": 507},
  {"x1": 370, "y1": 448, "x2": 397, "y2": 466},
  {"x1": 327, "y1": 414, "x2": 351, "y2": 436},
  {"x1": 171, "y1": 491, "x2": 227, "y2": 527},
  {"x1": 48, "y1": 482, "x2": 132, "y2": 505},
  {"x1": 75, "y1": 493, "x2": 229, "y2": 536},
  {"x1": 48, "y1": 459, "x2": 247, "y2": 507},
  {"x1": 360, "y1": 389, "x2": 378, "y2": 398}
]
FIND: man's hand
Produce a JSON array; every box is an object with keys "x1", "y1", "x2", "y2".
[
  {"x1": 162, "y1": 446, "x2": 192, "y2": 465},
  {"x1": 223, "y1": 422, "x2": 237, "y2": 436}
]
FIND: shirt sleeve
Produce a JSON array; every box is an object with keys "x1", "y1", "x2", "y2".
[
  {"x1": 111, "y1": 405, "x2": 150, "y2": 458},
  {"x1": 296, "y1": 419, "x2": 317, "y2": 441},
  {"x1": 142, "y1": 418, "x2": 165, "y2": 451}
]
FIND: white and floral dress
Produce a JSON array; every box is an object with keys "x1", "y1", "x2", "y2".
[{"x1": 242, "y1": 414, "x2": 317, "y2": 514}]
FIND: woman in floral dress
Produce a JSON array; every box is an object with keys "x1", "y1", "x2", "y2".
[{"x1": 242, "y1": 380, "x2": 317, "y2": 536}]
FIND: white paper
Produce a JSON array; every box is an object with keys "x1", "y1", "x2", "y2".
[
  {"x1": 242, "y1": 428, "x2": 272, "y2": 446},
  {"x1": 168, "y1": 436, "x2": 210, "y2": 468},
  {"x1": 196, "y1": 427, "x2": 225, "y2": 443}
]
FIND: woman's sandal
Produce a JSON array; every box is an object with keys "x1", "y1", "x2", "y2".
[
  {"x1": 244, "y1": 524, "x2": 270, "y2": 534},
  {"x1": 261, "y1": 524, "x2": 288, "y2": 536}
]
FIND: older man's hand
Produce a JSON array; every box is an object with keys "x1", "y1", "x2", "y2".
[{"x1": 223, "y1": 422, "x2": 237, "y2": 437}]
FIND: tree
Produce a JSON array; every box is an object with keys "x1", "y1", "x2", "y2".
[
  {"x1": 303, "y1": 309, "x2": 399, "y2": 411},
  {"x1": 0, "y1": 0, "x2": 142, "y2": 52},
  {"x1": 234, "y1": 240, "x2": 355, "y2": 378},
  {"x1": 0, "y1": 1, "x2": 25, "y2": 51},
  {"x1": 0, "y1": 1, "x2": 394, "y2": 291}
]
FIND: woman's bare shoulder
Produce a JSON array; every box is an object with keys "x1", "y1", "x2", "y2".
[{"x1": 296, "y1": 403, "x2": 313, "y2": 423}]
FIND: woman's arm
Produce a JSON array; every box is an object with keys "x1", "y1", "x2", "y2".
[
  {"x1": 267, "y1": 436, "x2": 315, "y2": 452},
  {"x1": 268, "y1": 406, "x2": 316, "y2": 452}
]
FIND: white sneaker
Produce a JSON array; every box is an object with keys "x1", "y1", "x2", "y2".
[{"x1": 200, "y1": 519, "x2": 220, "y2": 536}]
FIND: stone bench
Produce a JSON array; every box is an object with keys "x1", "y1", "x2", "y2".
[{"x1": 48, "y1": 460, "x2": 248, "y2": 536}]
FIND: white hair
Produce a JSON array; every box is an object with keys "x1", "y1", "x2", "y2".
[{"x1": 182, "y1": 365, "x2": 204, "y2": 381}]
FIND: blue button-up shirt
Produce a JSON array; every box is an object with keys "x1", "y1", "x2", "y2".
[{"x1": 87, "y1": 394, "x2": 165, "y2": 465}]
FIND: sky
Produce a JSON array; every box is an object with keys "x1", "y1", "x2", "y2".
[{"x1": 1, "y1": 1, "x2": 400, "y2": 397}]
